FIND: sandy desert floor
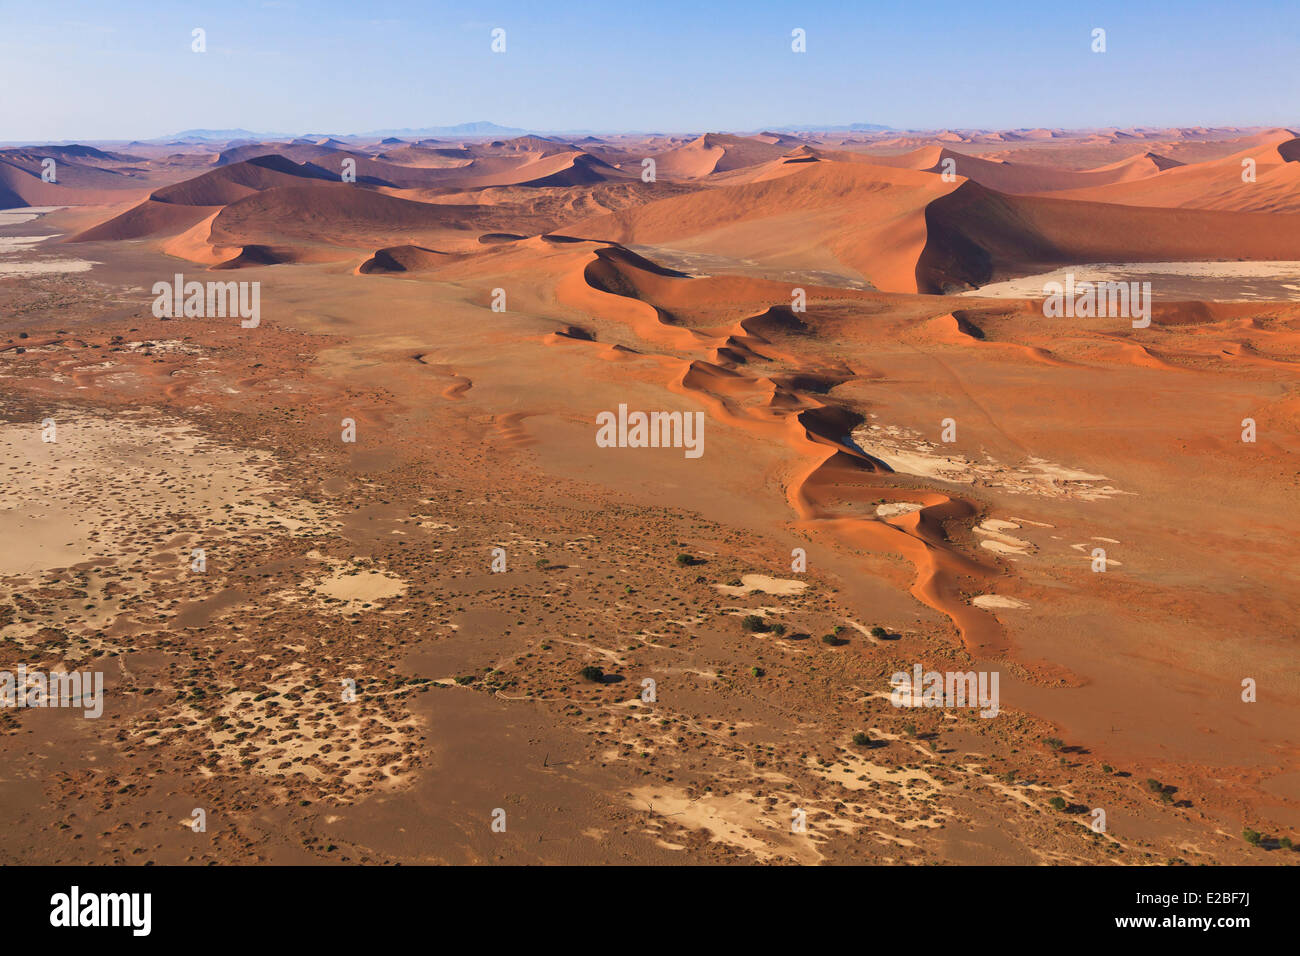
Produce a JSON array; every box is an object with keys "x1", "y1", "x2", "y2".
[{"x1": 1, "y1": 126, "x2": 1298, "y2": 864}]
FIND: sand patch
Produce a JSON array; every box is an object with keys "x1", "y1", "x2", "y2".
[
  {"x1": 853, "y1": 422, "x2": 1129, "y2": 501},
  {"x1": 961, "y1": 261, "x2": 1300, "y2": 303},
  {"x1": 974, "y1": 519, "x2": 1034, "y2": 557},
  {"x1": 631, "y1": 785, "x2": 822, "y2": 864},
  {"x1": 0, "y1": 410, "x2": 334, "y2": 579},
  {"x1": 714, "y1": 573, "x2": 808, "y2": 597},
  {"x1": 311, "y1": 567, "x2": 407, "y2": 610},
  {"x1": 972, "y1": 594, "x2": 1030, "y2": 610},
  {"x1": 876, "y1": 501, "x2": 925, "y2": 518}
]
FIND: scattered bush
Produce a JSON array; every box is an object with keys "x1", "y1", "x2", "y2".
[{"x1": 750, "y1": 666, "x2": 765, "y2": 678}]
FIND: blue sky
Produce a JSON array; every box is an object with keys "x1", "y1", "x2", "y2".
[{"x1": 2, "y1": 0, "x2": 1297, "y2": 141}]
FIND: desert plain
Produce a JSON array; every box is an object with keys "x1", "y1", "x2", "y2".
[{"x1": 0, "y1": 125, "x2": 1298, "y2": 865}]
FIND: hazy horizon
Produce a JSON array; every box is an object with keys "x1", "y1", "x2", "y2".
[{"x1": 2, "y1": 0, "x2": 1298, "y2": 141}]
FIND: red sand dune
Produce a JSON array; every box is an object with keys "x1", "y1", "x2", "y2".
[
  {"x1": 571, "y1": 160, "x2": 961, "y2": 293},
  {"x1": 652, "y1": 133, "x2": 793, "y2": 179},
  {"x1": 1039, "y1": 132, "x2": 1300, "y2": 213},
  {"x1": 853, "y1": 144, "x2": 1179, "y2": 193},
  {"x1": 918, "y1": 180, "x2": 1300, "y2": 292}
]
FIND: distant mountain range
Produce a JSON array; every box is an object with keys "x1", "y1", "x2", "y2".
[
  {"x1": 762, "y1": 123, "x2": 893, "y2": 133},
  {"x1": 150, "y1": 121, "x2": 893, "y2": 143}
]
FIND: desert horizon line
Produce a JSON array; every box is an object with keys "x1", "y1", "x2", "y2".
[{"x1": 4, "y1": 120, "x2": 1299, "y2": 148}]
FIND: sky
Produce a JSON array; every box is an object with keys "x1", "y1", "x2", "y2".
[{"x1": 1, "y1": 0, "x2": 1297, "y2": 141}]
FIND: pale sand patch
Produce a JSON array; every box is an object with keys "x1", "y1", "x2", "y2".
[
  {"x1": 1071, "y1": 543, "x2": 1123, "y2": 566},
  {"x1": 852, "y1": 421, "x2": 1129, "y2": 501},
  {"x1": 960, "y1": 261, "x2": 1300, "y2": 302},
  {"x1": 0, "y1": 411, "x2": 335, "y2": 579},
  {"x1": 0, "y1": 206, "x2": 64, "y2": 227},
  {"x1": 975, "y1": 519, "x2": 1033, "y2": 557},
  {"x1": 875, "y1": 501, "x2": 924, "y2": 518},
  {"x1": 804, "y1": 753, "x2": 942, "y2": 798},
  {"x1": 631, "y1": 785, "x2": 822, "y2": 864},
  {"x1": 0, "y1": 235, "x2": 56, "y2": 253},
  {"x1": 714, "y1": 573, "x2": 808, "y2": 597},
  {"x1": 313, "y1": 567, "x2": 406, "y2": 605},
  {"x1": 0, "y1": 259, "x2": 99, "y2": 277},
  {"x1": 980, "y1": 518, "x2": 1022, "y2": 533},
  {"x1": 972, "y1": 594, "x2": 1030, "y2": 610}
]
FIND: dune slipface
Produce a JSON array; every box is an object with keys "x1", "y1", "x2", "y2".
[{"x1": 2, "y1": 104, "x2": 1299, "y2": 887}]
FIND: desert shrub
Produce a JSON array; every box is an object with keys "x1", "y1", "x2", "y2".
[
  {"x1": 579, "y1": 665, "x2": 604, "y2": 683},
  {"x1": 852, "y1": 732, "x2": 871, "y2": 746},
  {"x1": 870, "y1": 626, "x2": 887, "y2": 639},
  {"x1": 741, "y1": 615, "x2": 768, "y2": 633},
  {"x1": 1048, "y1": 797, "x2": 1066, "y2": 811},
  {"x1": 1242, "y1": 829, "x2": 1262, "y2": 846}
]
